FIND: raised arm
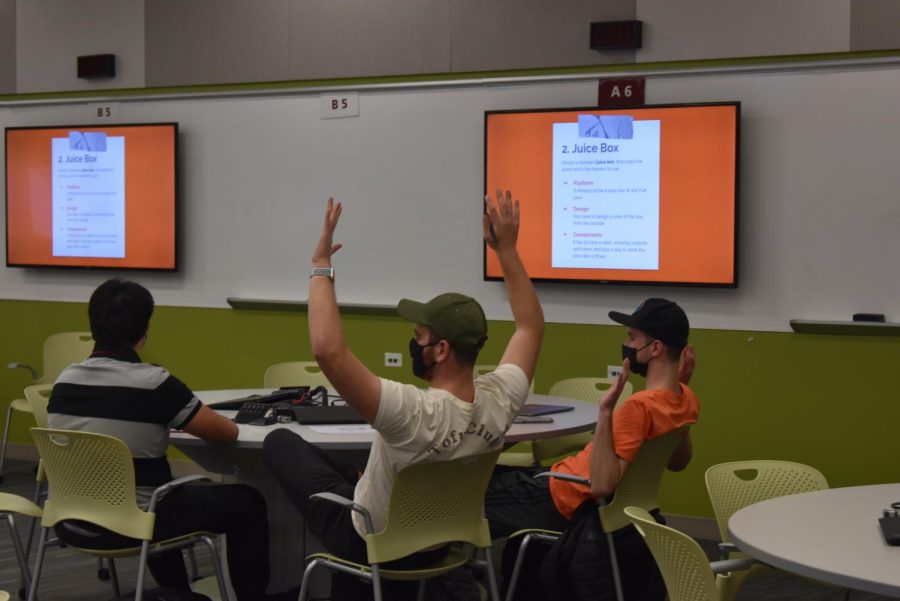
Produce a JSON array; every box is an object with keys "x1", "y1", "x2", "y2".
[
  {"x1": 308, "y1": 198, "x2": 382, "y2": 423},
  {"x1": 589, "y1": 360, "x2": 631, "y2": 499},
  {"x1": 485, "y1": 190, "x2": 544, "y2": 383}
]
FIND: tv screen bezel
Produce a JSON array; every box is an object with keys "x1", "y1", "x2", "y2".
[
  {"x1": 5, "y1": 121, "x2": 180, "y2": 272},
  {"x1": 483, "y1": 101, "x2": 740, "y2": 288}
]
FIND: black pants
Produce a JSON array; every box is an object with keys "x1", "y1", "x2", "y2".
[
  {"x1": 484, "y1": 466, "x2": 569, "y2": 539},
  {"x1": 55, "y1": 483, "x2": 270, "y2": 601},
  {"x1": 262, "y1": 429, "x2": 457, "y2": 601}
]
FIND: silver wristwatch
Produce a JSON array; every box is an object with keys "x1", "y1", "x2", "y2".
[{"x1": 309, "y1": 266, "x2": 335, "y2": 280}]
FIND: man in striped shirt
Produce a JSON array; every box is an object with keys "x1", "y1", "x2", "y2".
[{"x1": 49, "y1": 278, "x2": 276, "y2": 600}]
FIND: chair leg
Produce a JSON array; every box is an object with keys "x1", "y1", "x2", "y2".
[
  {"x1": 298, "y1": 558, "x2": 323, "y2": 601},
  {"x1": 605, "y1": 531, "x2": 624, "y2": 601},
  {"x1": 198, "y1": 536, "x2": 230, "y2": 601},
  {"x1": 504, "y1": 534, "x2": 535, "y2": 601},
  {"x1": 108, "y1": 558, "x2": 121, "y2": 597},
  {"x1": 6, "y1": 514, "x2": 31, "y2": 593},
  {"x1": 482, "y1": 546, "x2": 501, "y2": 601},
  {"x1": 135, "y1": 541, "x2": 151, "y2": 601},
  {"x1": 0, "y1": 402, "x2": 16, "y2": 484},
  {"x1": 26, "y1": 527, "x2": 49, "y2": 601},
  {"x1": 416, "y1": 579, "x2": 427, "y2": 601},
  {"x1": 25, "y1": 479, "x2": 43, "y2": 558},
  {"x1": 370, "y1": 564, "x2": 383, "y2": 601}
]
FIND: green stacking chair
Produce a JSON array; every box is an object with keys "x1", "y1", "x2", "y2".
[
  {"x1": 505, "y1": 426, "x2": 687, "y2": 601},
  {"x1": 28, "y1": 428, "x2": 231, "y2": 601},
  {"x1": 705, "y1": 460, "x2": 832, "y2": 600},
  {"x1": 530, "y1": 377, "x2": 633, "y2": 467},
  {"x1": 299, "y1": 450, "x2": 503, "y2": 601},
  {"x1": 2, "y1": 332, "x2": 94, "y2": 482},
  {"x1": 264, "y1": 361, "x2": 331, "y2": 389}
]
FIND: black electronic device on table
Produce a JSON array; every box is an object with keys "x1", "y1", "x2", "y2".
[
  {"x1": 879, "y1": 505, "x2": 900, "y2": 546},
  {"x1": 233, "y1": 402, "x2": 275, "y2": 425},
  {"x1": 214, "y1": 387, "x2": 310, "y2": 411},
  {"x1": 292, "y1": 404, "x2": 366, "y2": 425},
  {"x1": 517, "y1": 404, "x2": 574, "y2": 417}
]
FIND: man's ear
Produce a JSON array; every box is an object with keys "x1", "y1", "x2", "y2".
[
  {"x1": 435, "y1": 339, "x2": 452, "y2": 363},
  {"x1": 651, "y1": 339, "x2": 665, "y2": 358}
]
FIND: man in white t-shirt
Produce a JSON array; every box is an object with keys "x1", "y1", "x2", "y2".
[{"x1": 263, "y1": 190, "x2": 543, "y2": 600}]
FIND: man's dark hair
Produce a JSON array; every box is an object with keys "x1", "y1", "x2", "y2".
[{"x1": 88, "y1": 278, "x2": 154, "y2": 347}]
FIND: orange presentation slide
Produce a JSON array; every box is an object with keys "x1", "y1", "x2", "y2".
[
  {"x1": 6, "y1": 123, "x2": 178, "y2": 270},
  {"x1": 484, "y1": 103, "x2": 738, "y2": 286}
]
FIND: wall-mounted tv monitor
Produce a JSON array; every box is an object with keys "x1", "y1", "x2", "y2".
[
  {"x1": 5, "y1": 122, "x2": 179, "y2": 271},
  {"x1": 484, "y1": 102, "x2": 739, "y2": 287}
]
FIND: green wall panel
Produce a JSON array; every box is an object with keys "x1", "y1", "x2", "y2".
[{"x1": 2, "y1": 298, "x2": 898, "y2": 517}]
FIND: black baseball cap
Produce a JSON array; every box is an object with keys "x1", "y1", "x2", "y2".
[{"x1": 609, "y1": 298, "x2": 689, "y2": 349}]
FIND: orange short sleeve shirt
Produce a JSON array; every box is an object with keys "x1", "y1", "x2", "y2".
[{"x1": 548, "y1": 383, "x2": 699, "y2": 519}]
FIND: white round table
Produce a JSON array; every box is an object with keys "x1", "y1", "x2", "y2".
[{"x1": 728, "y1": 483, "x2": 900, "y2": 598}]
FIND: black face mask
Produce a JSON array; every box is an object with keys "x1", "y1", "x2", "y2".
[
  {"x1": 409, "y1": 337, "x2": 440, "y2": 379},
  {"x1": 621, "y1": 340, "x2": 654, "y2": 378}
]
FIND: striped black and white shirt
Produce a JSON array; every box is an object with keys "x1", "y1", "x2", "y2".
[{"x1": 48, "y1": 345, "x2": 202, "y2": 505}]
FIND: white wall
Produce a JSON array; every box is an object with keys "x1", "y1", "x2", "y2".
[
  {"x1": 144, "y1": 0, "x2": 634, "y2": 87},
  {"x1": 15, "y1": 0, "x2": 145, "y2": 93},
  {"x1": 8, "y1": 1, "x2": 900, "y2": 94},
  {"x1": 3, "y1": 61, "x2": 900, "y2": 332},
  {"x1": 636, "y1": 0, "x2": 851, "y2": 62}
]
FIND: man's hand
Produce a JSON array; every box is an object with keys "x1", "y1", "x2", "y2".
[
  {"x1": 600, "y1": 359, "x2": 630, "y2": 414},
  {"x1": 678, "y1": 344, "x2": 696, "y2": 385},
  {"x1": 483, "y1": 189, "x2": 519, "y2": 253},
  {"x1": 312, "y1": 197, "x2": 343, "y2": 267}
]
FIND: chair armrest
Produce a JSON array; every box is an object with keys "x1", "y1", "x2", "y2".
[
  {"x1": 7, "y1": 362, "x2": 38, "y2": 380},
  {"x1": 147, "y1": 475, "x2": 211, "y2": 512},
  {"x1": 710, "y1": 557, "x2": 759, "y2": 575},
  {"x1": 534, "y1": 470, "x2": 590, "y2": 486},
  {"x1": 718, "y1": 541, "x2": 739, "y2": 553},
  {"x1": 310, "y1": 492, "x2": 375, "y2": 534}
]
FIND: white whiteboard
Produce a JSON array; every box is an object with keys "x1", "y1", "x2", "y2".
[{"x1": 3, "y1": 61, "x2": 900, "y2": 332}]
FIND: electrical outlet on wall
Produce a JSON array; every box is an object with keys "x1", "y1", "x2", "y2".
[
  {"x1": 607, "y1": 365, "x2": 623, "y2": 380},
  {"x1": 385, "y1": 352, "x2": 403, "y2": 367}
]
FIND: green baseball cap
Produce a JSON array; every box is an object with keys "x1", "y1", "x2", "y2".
[{"x1": 397, "y1": 292, "x2": 488, "y2": 353}]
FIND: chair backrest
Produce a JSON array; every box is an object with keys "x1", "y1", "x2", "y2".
[
  {"x1": 24, "y1": 384, "x2": 53, "y2": 428},
  {"x1": 705, "y1": 460, "x2": 828, "y2": 544},
  {"x1": 533, "y1": 378, "x2": 635, "y2": 465},
  {"x1": 263, "y1": 361, "x2": 331, "y2": 389},
  {"x1": 474, "y1": 364, "x2": 534, "y2": 393},
  {"x1": 625, "y1": 507, "x2": 720, "y2": 601},
  {"x1": 600, "y1": 426, "x2": 689, "y2": 533},
  {"x1": 547, "y1": 377, "x2": 633, "y2": 405},
  {"x1": 29, "y1": 428, "x2": 155, "y2": 541},
  {"x1": 37, "y1": 332, "x2": 94, "y2": 384},
  {"x1": 365, "y1": 450, "x2": 501, "y2": 564}
]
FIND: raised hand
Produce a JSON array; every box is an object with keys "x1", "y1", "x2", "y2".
[
  {"x1": 600, "y1": 359, "x2": 631, "y2": 413},
  {"x1": 678, "y1": 344, "x2": 696, "y2": 385},
  {"x1": 312, "y1": 197, "x2": 343, "y2": 267},
  {"x1": 483, "y1": 189, "x2": 520, "y2": 252}
]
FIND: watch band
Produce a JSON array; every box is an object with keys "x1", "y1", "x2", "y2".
[{"x1": 309, "y1": 266, "x2": 335, "y2": 280}]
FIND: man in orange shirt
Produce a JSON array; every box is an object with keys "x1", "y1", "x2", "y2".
[{"x1": 485, "y1": 297, "x2": 698, "y2": 535}]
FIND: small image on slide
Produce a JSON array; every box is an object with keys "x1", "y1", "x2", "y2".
[
  {"x1": 68, "y1": 131, "x2": 108, "y2": 152},
  {"x1": 577, "y1": 115, "x2": 633, "y2": 139}
]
